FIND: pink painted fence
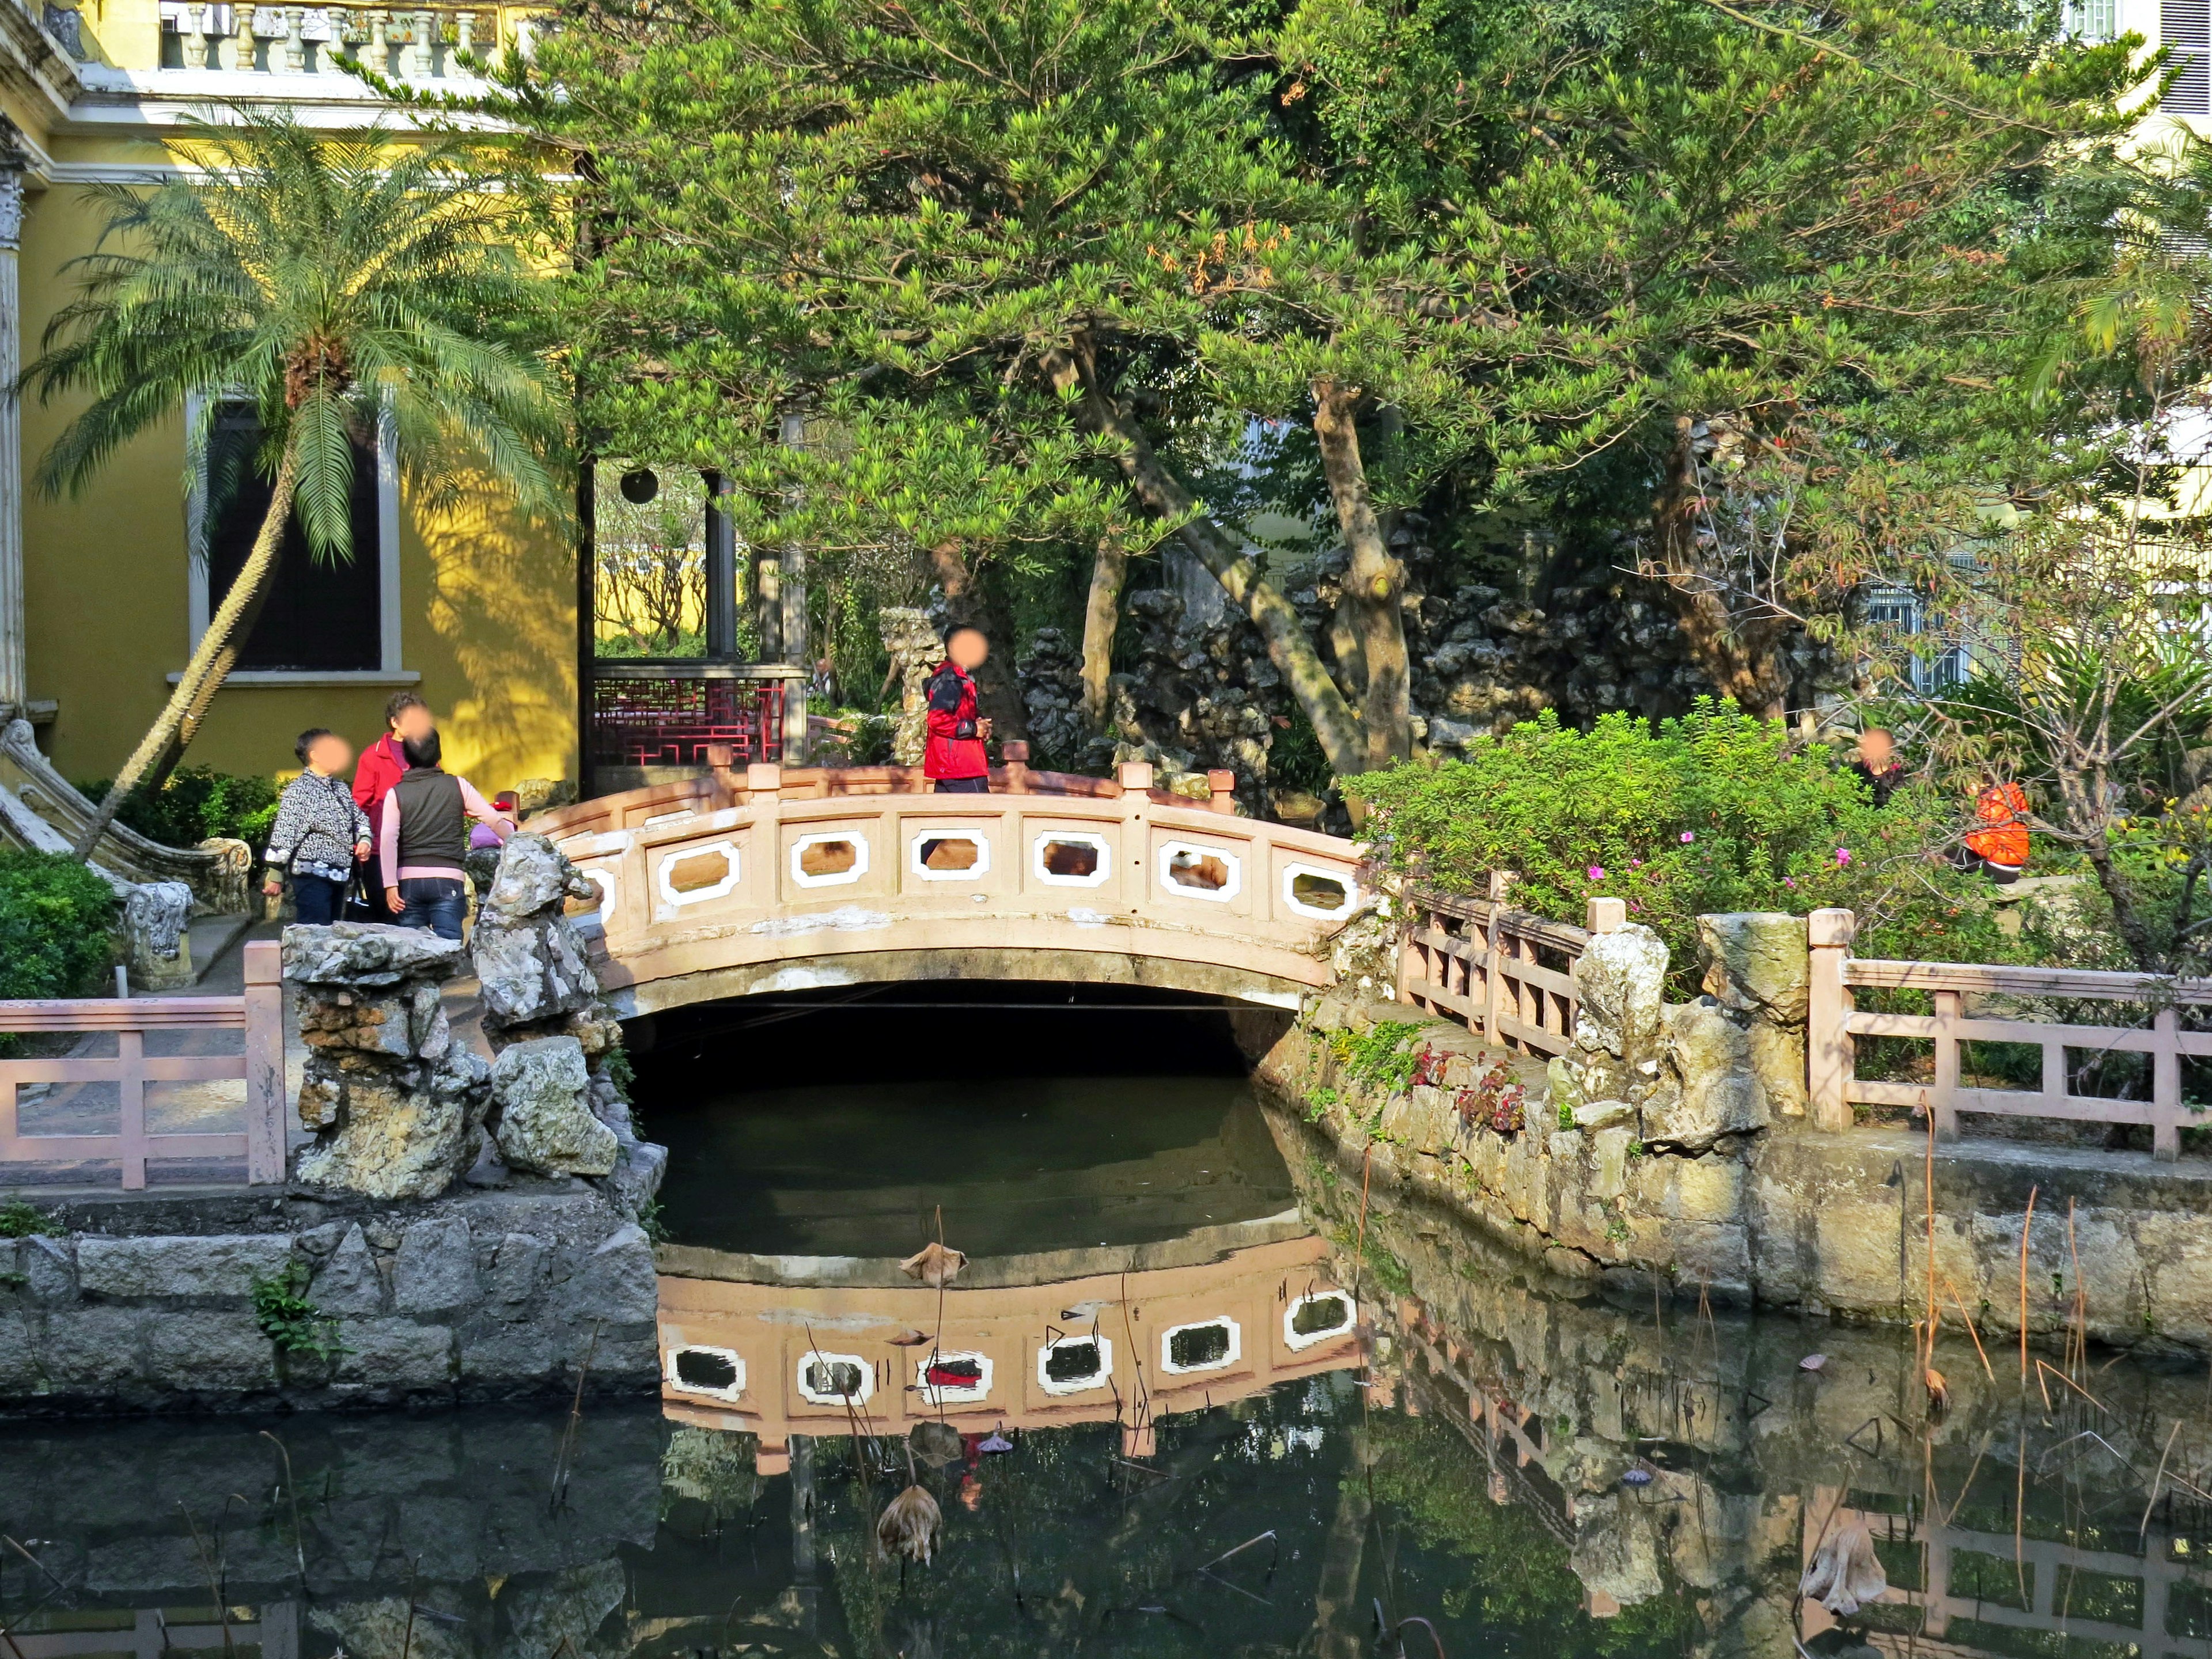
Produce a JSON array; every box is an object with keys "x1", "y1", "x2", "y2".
[
  {"x1": 1807, "y1": 907, "x2": 2212, "y2": 1160},
  {"x1": 0, "y1": 938, "x2": 286, "y2": 1189},
  {"x1": 1397, "y1": 874, "x2": 1625, "y2": 1059}
]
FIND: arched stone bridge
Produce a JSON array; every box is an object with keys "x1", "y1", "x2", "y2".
[{"x1": 527, "y1": 754, "x2": 1368, "y2": 1017}]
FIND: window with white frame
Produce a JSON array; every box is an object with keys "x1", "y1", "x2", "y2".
[
  {"x1": 2065, "y1": 0, "x2": 2117, "y2": 37},
  {"x1": 188, "y1": 397, "x2": 404, "y2": 680}
]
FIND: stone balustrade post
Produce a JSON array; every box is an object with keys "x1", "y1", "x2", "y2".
[
  {"x1": 454, "y1": 7, "x2": 475, "y2": 55},
  {"x1": 1206, "y1": 769, "x2": 1237, "y2": 815},
  {"x1": 282, "y1": 7, "x2": 305, "y2": 71},
  {"x1": 1116, "y1": 761, "x2": 1152, "y2": 902},
  {"x1": 1806, "y1": 907, "x2": 1856, "y2": 1132},
  {"x1": 1584, "y1": 896, "x2": 1625, "y2": 934},
  {"x1": 234, "y1": 3, "x2": 257, "y2": 66},
  {"x1": 999, "y1": 738, "x2": 1031, "y2": 794},
  {"x1": 242, "y1": 939, "x2": 285, "y2": 1183},
  {"x1": 410, "y1": 9, "x2": 434, "y2": 74},
  {"x1": 1480, "y1": 870, "x2": 1514, "y2": 1047}
]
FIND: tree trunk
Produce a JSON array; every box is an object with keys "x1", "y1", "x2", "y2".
[
  {"x1": 1312, "y1": 379, "x2": 1410, "y2": 771},
  {"x1": 74, "y1": 448, "x2": 300, "y2": 859},
  {"x1": 1653, "y1": 414, "x2": 1794, "y2": 720},
  {"x1": 1043, "y1": 345, "x2": 1367, "y2": 777},
  {"x1": 1310, "y1": 1430, "x2": 1373, "y2": 1659},
  {"x1": 1079, "y1": 535, "x2": 1128, "y2": 731},
  {"x1": 925, "y1": 539, "x2": 1031, "y2": 744}
]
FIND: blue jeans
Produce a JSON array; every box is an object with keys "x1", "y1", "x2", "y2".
[
  {"x1": 291, "y1": 873, "x2": 347, "y2": 926},
  {"x1": 397, "y1": 876, "x2": 467, "y2": 941}
]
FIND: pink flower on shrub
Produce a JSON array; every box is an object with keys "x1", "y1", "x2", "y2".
[
  {"x1": 1586, "y1": 865, "x2": 1605, "y2": 881},
  {"x1": 1680, "y1": 830, "x2": 1695, "y2": 843},
  {"x1": 1834, "y1": 847, "x2": 1852, "y2": 867},
  {"x1": 1784, "y1": 877, "x2": 1796, "y2": 888}
]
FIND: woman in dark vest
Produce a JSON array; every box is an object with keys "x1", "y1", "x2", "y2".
[{"x1": 378, "y1": 730, "x2": 514, "y2": 940}]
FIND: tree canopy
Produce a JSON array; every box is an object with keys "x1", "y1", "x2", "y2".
[{"x1": 490, "y1": 0, "x2": 2142, "y2": 777}]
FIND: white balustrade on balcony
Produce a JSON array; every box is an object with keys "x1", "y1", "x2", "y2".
[{"x1": 154, "y1": 1, "x2": 522, "y2": 79}]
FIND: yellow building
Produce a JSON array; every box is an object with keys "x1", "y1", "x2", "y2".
[{"x1": 0, "y1": 0, "x2": 807, "y2": 801}]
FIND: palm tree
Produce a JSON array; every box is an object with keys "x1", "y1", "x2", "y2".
[{"x1": 22, "y1": 110, "x2": 569, "y2": 858}]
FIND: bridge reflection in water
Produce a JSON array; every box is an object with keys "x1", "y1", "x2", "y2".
[{"x1": 654, "y1": 1221, "x2": 1362, "y2": 1472}]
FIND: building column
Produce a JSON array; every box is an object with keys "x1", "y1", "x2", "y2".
[
  {"x1": 778, "y1": 411, "x2": 809, "y2": 760},
  {"x1": 701, "y1": 468, "x2": 737, "y2": 659},
  {"x1": 0, "y1": 171, "x2": 27, "y2": 714}
]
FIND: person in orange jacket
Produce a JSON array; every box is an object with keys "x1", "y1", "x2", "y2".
[{"x1": 1962, "y1": 781, "x2": 2031, "y2": 884}]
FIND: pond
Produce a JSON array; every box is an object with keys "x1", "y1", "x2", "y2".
[{"x1": 4, "y1": 990, "x2": 2210, "y2": 1658}]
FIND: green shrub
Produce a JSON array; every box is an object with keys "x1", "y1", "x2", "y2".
[
  {"x1": 0, "y1": 851, "x2": 119, "y2": 1001},
  {"x1": 1351, "y1": 702, "x2": 2013, "y2": 991},
  {"x1": 75, "y1": 767, "x2": 282, "y2": 856}
]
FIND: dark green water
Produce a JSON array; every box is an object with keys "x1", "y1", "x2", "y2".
[{"x1": 6, "y1": 998, "x2": 2209, "y2": 1658}]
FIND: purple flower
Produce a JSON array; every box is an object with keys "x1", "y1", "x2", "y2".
[
  {"x1": 1834, "y1": 847, "x2": 1852, "y2": 867},
  {"x1": 1680, "y1": 830, "x2": 1695, "y2": 843},
  {"x1": 1586, "y1": 865, "x2": 1605, "y2": 881}
]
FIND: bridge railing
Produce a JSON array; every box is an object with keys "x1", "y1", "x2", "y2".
[
  {"x1": 0, "y1": 940, "x2": 286, "y2": 1190},
  {"x1": 1397, "y1": 875, "x2": 1624, "y2": 1059},
  {"x1": 536, "y1": 741, "x2": 1240, "y2": 842},
  {"x1": 537, "y1": 760, "x2": 1365, "y2": 997},
  {"x1": 1807, "y1": 906, "x2": 2212, "y2": 1157}
]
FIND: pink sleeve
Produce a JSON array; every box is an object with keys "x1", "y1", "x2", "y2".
[
  {"x1": 457, "y1": 778, "x2": 503, "y2": 822},
  {"x1": 379, "y1": 790, "x2": 402, "y2": 888}
]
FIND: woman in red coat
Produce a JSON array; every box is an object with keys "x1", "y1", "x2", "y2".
[{"x1": 923, "y1": 627, "x2": 993, "y2": 793}]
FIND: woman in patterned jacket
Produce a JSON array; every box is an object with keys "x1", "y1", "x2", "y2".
[{"x1": 262, "y1": 729, "x2": 374, "y2": 926}]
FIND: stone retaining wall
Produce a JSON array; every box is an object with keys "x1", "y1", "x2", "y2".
[
  {"x1": 1262, "y1": 915, "x2": 2212, "y2": 1353},
  {"x1": 0, "y1": 1172, "x2": 658, "y2": 1415}
]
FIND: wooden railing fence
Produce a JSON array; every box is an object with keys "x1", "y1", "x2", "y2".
[
  {"x1": 0, "y1": 938, "x2": 286, "y2": 1189},
  {"x1": 1807, "y1": 908, "x2": 2212, "y2": 1159},
  {"x1": 1396, "y1": 873, "x2": 1624, "y2": 1059}
]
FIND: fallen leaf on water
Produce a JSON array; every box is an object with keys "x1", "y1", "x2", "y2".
[
  {"x1": 1800, "y1": 1516, "x2": 1888, "y2": 1615},
  {"x1": 1800, "y1": 1354, "x2": 1827, "y2": 1372},
  {"x1": 902, "y1": 1241, "x2": 966, "y2": 1288},
  {"x1": 909, "y1": 1422, "x2": 963, "y2": 1470},
  {"x1": 888, "y1": 1328, "x2": 931, "y2": 1347},
  {"x1": 877, "y1": 1484, "x2": 942, "y2": 1563}
]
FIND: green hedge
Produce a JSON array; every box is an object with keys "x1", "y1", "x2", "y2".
[
  {"x1": 74, "y1": 767, "x2": 281, "y2": 856},
  {"x1": 0, "y1": 851, "x2": 119, "y2": 999},
  {"x1": 1351, "y1": 702, "x2": 2013, "y2": 991}
]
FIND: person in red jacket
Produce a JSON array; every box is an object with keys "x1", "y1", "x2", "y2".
[
  {"x1": 351, "y1": 691, "x2": 434, "y2": 916},
  {"x1": 923, "y1": 627, "x2": 993, "y2": 793},
  {"x1": 1963, "y1": 781, "x2": 2031, "y2": 884}
]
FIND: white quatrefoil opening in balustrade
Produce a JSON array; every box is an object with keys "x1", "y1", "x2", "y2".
[
  {"x1": 910, "y1": 829, "x2": 990, "y2": 881},
  {"x1": 664, "y1": 1344, "x2": 745, "y2": 1403},
  {"x1": 657, "y1": 842, "x2": 741, "y2": 909},
  {"x1": 795, "y1": 1350, "x2": 874, "y2": 1407},
  {"x1": 789, "y1": 832, "x2": 869, "y2": 888},
  {"x1": 1033, "y1": 831, "x2": 1111, "y2": 887},
  {"x1": 1157, "y1": 841, "x2": 1241, "y2": 903}
]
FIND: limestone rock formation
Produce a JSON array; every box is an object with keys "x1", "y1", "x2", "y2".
[
  {"x1": 1647, "y1": 998, "x2": 1768, "y2": 1151},
  {"x1": 1573, "y1": 922, "x2": 1669, "y2": 1079},
  {"x1": 491, "y1": 1036, "x2": 618, "y2": 1177},
  {"x1": 880, "y1": 605, "x2": 944, "y2": 766},
  {"x1": 1694, "y1": 911, "x2": 1809, "y2": 1120},
  {"x1": 472, "y1": 834, "x2": 600, "y2": 1028},
  {"x1": 287, "y1": 923, "x2": 488, "y2": 1202},
  {"x1": 471, "y1": 834, "x2": 668, "y2": 1218}
]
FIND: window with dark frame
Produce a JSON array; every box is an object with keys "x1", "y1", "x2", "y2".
[{"x1": 203, "y1": 403, "x2": 381, "y2": 672}]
